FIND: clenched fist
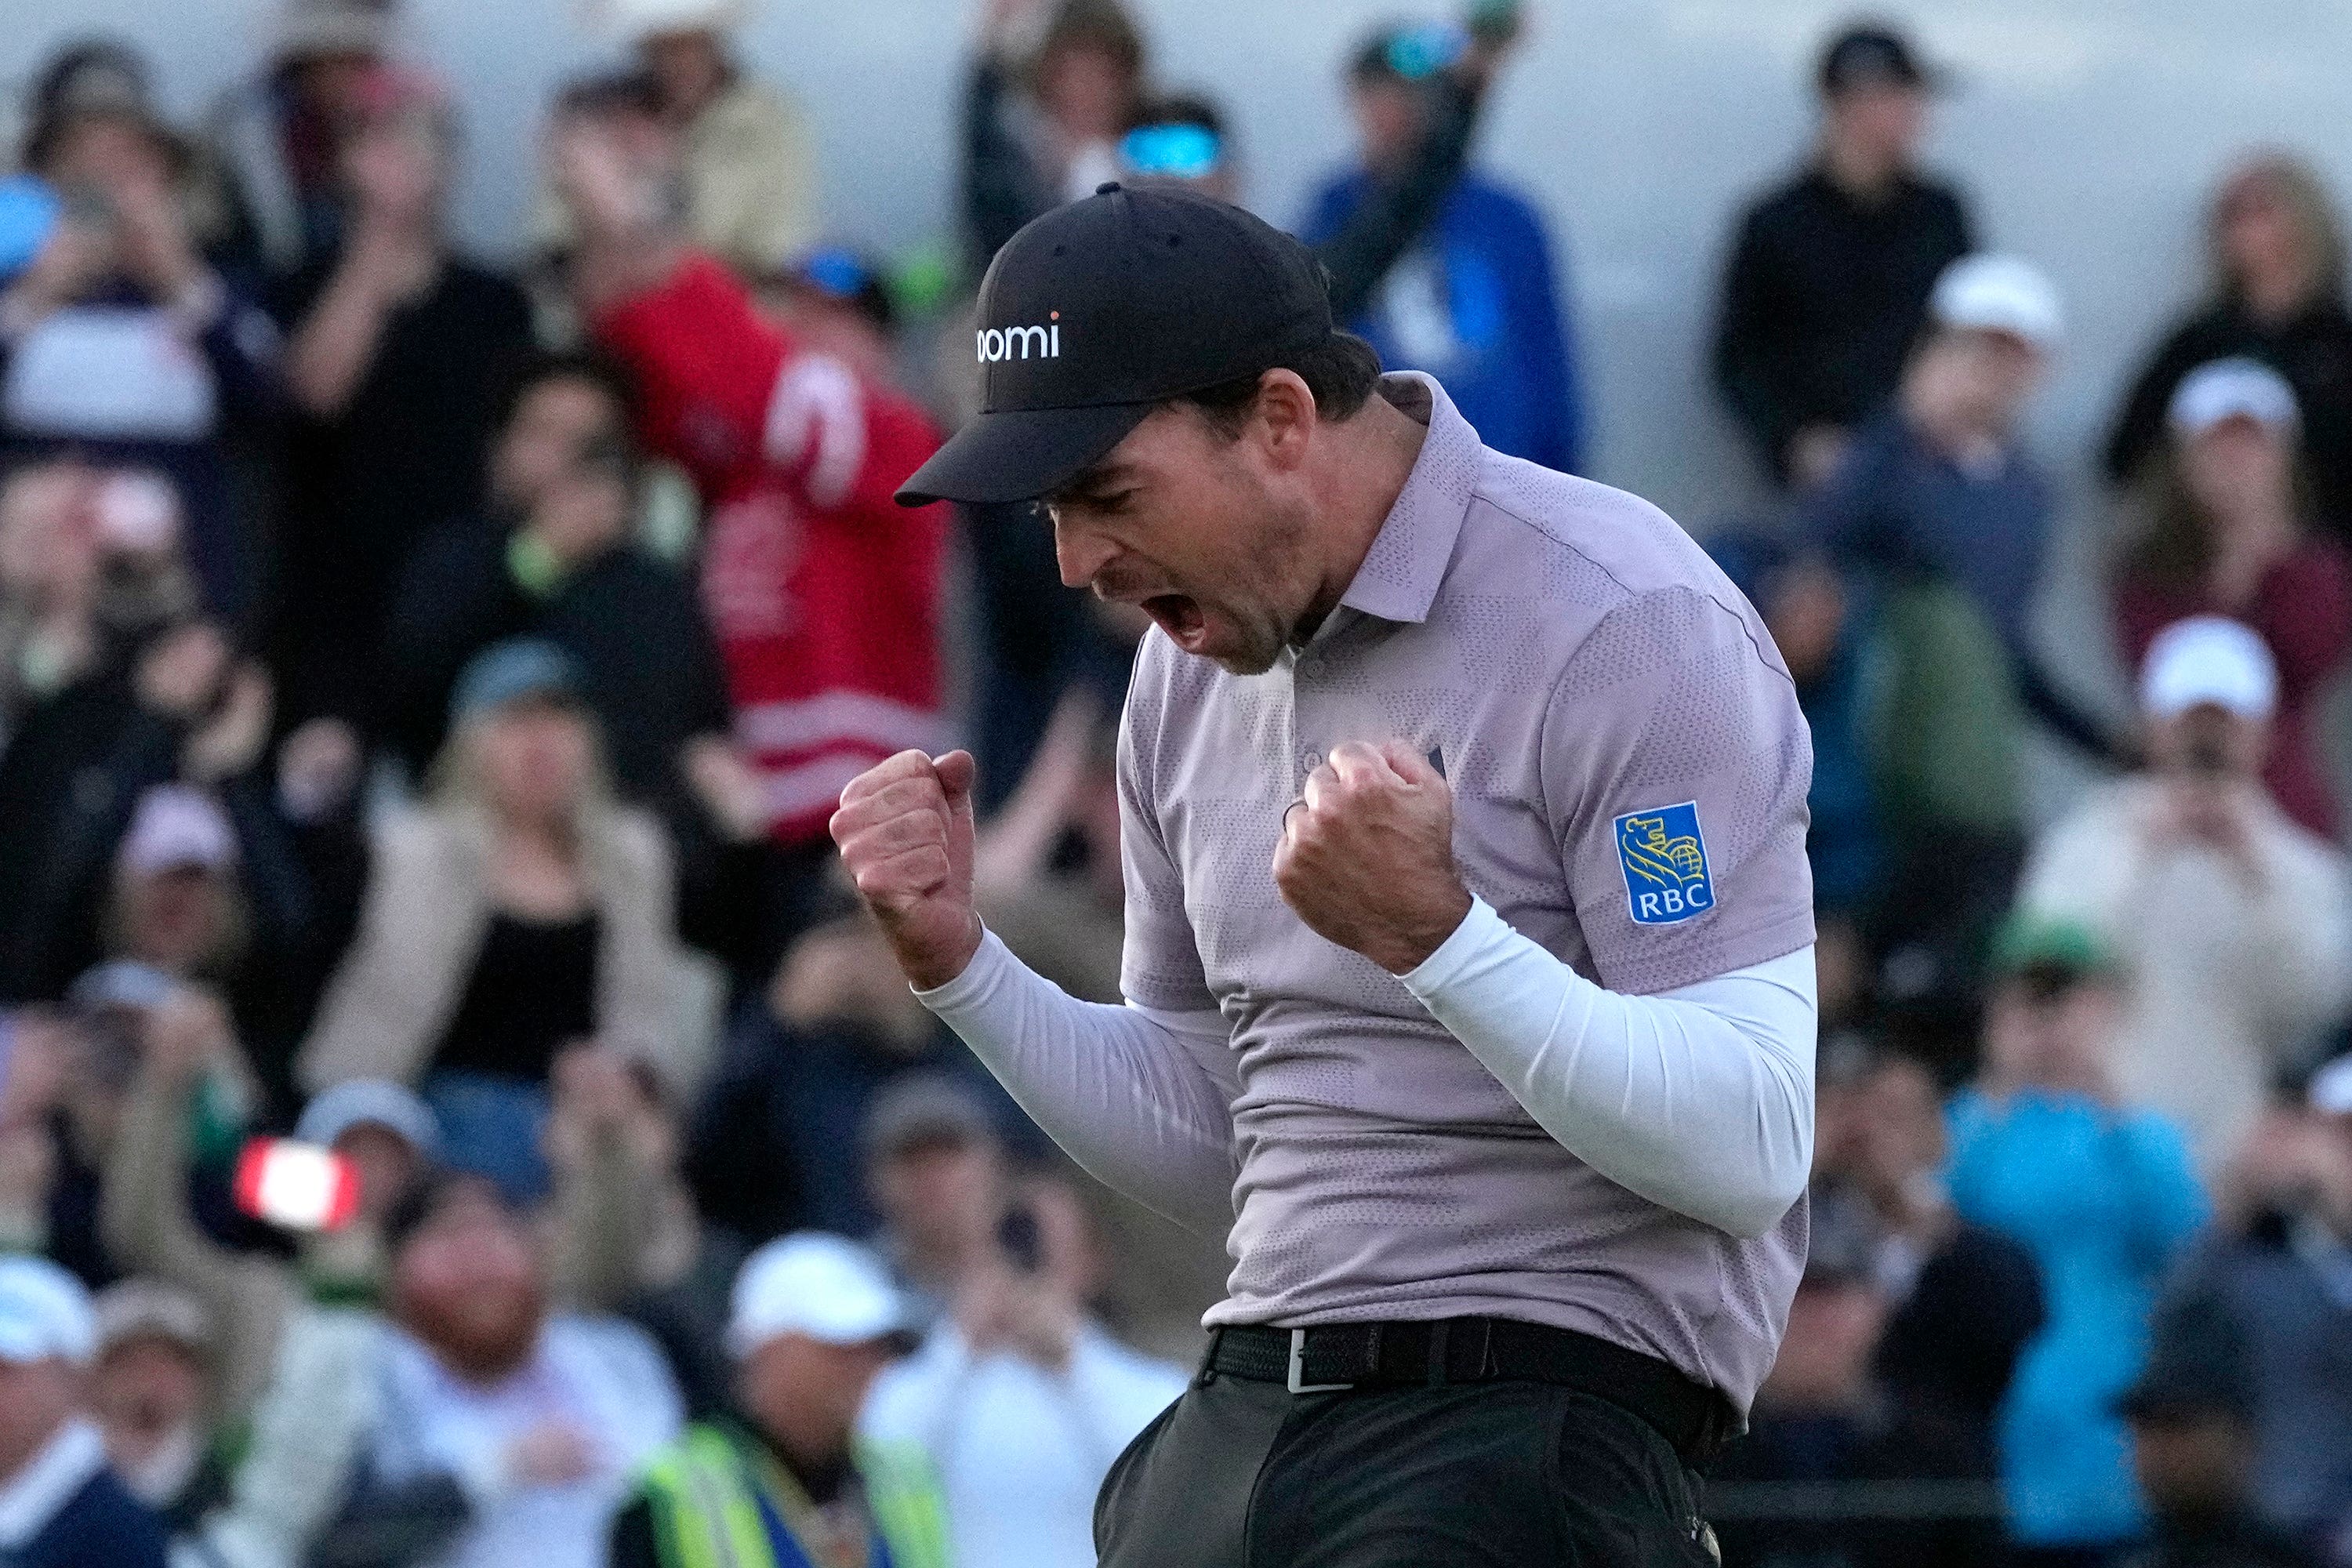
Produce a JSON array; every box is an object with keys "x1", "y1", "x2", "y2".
[
  {"x1": 1273, "y1": 741, "x2": 1472, "y2": 975},
  {"x1": 830, "y1": 750, "x2": 985, "y2": 990}
]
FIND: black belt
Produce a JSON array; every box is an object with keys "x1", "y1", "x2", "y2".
[{"x1": 1204, "y1": 1318, "x2": 1736, "y2": 1468}]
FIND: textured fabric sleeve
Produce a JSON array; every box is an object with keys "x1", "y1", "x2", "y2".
[
  {"x1": 917, "y1": 931, "x2": 1239, "y2": 1236},
  {"x1": 1539, "y1": 585, "x2": 1817, "y2": 996},
  {"x1": 1402, "y1": 897, "x2": 1814, "y2": 1238}
]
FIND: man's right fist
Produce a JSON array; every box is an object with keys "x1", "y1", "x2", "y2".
[{"x1": 830, "y1": 750, "x2": 984, "y2": 991}]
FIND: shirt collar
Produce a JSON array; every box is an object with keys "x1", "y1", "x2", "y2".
[
  {"x1": 0, "y1": 1417, "x2": 106, "y2": 1548},
  {"x1": 1335, "y1": 372, "x2": 1481, "y2": 628}
]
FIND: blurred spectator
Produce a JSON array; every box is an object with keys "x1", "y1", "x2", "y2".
[
  {"x1": 103, "y1": 989, "x2": 438, "y2": 1435},
  {"x1": 0, "y1": 459, "x2": 196, "y2": 759},
  {"x1": 267, "y1": 64, "x2": 534, "y2": 731},
  {"x1": 611, "y1": 1233, "x2": 945, "y2": 1567},
  {"x1": 27, "y1": 965, "x2": 278, "y2": 1294},
  {"x1": 970, "y1": 688, "x2": 1125, "y2": 1003},
  {"x1": 2, "y1": 43, "x2": 284, "y2": 620},
  {"x1": 1714, "y1": 21, "x2": 1973, "y2": 491},
  {"x1": 2106, "y1": 153, "x2": 2352, "y2": 536},
  {"x1": 2019, "y1": 617, "x2": 2352, "y2": 1167},
  {"x1": 2137, "y1": 1058, "x2": 2352, "y2": 1564},
  {"x1": 555, "y1": 100, "x2": 949, "y2": 960},
  {"x1": 1708, "y1": 1195, "x2": 2000, "y2": 1568},
  {"x1": 2117, "y1": 1298, "x2": 2332, "y2": 1568},
  {"x1": 962, "y1": 0, "x2": 1146, "y2": 275},
  {"x1": 1705, "y1": 535, "x2": 1879, "y2": 1018},
  {"x1": 758, "y1": 246, "x2": 901, "y2": 386},
  {"x1": 0, "y1": 1256, "x2": 169, "y2": 1567},
  {"x1": 1804, "y1": 253, "x2": 2114, "y2": 761},
  {"x1": 535, "y1": 0, "x2": 817, "y2": 282},
  {"x1": 89, "y1": 1279, "x2": 227, "y2": 1528},
  {"x1": 208, "y1": 1171, "x2": 681, "y2": 1568},
  {"x1": 688, "y1": 913, "x2": 1025, "y2": 1243},
  {"x1": 0, "y1": 566, "x2": 354, "y2": 1110},
  {"x1": 1299, "y1": 15, "x2": 1584, "y2": 473},
  {"x1": 862, "y1": 1119, "x2": 1187, "y2": 1568},
  {"x1": 1947, "y1": 914, "x2": 2209, "y2": 1562},
  {"x1": 209, "y1": 0, "x2": 400, "y2": 277},
  {"x1": 1813, "y1": 1044, "x2": 2045, "y2": 1445},
  {"x1": 378, "y1": 356, "x2": 736, "y2": 831},
  {"x1": 2113, "y1": 358, "x2": 2352, "y2": 838},
  {"x1": 298, "y1": 641, "x2": 690, "y2": 1193}
]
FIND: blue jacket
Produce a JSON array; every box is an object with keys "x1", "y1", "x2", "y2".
[
  {"x1": 1946, "y1": 1088, "x2": 2208, "y2": 1548},
  {"x1": 2, "y1": 1468, "x2": 169, "y2": 1568},
  {"x1": 1298, "y1": 169, "x2": 1584, "y2": 474}
]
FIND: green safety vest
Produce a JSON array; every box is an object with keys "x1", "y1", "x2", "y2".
[{"x1": 637, "y1": 1422, "x2": 951, "y2": 1568}]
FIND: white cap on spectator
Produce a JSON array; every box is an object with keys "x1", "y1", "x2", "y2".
[
  {"x1": 2310, "y1": 1053, "x2": 2352, "y2": 1116},
  {"x1": 93, "y1": 1279, "x2": 212, "y2": 1360},
  {"x1": 589, "y1": 0, "x2": 751, "y2": 45},
  {"x1": 2139, "y1": 615, "x2": 2279, "y2": 723},
  {"x1": 67, "y1": 960, "x2": 176, "y2": 1015},
  {"x1": 1929, "y1": 254, "x2": 2064, "y2": 350},
  {"x1": 116, "y1": 786, "x2": 237, "y2": 878},
  {"x1": 295, "y1": 1080, "x2": 442, "y2": 1162},
  {"x1": 0, "y1": 1258, "x2": 96, "y2": 1368},
  {"x1": 728, "y1": 1232, "x2": 910, "y2": 1358},
  {"x1": 2168, "y1": 357, "x2": 2300, "y2": 437}
]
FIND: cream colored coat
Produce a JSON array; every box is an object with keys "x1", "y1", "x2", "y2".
[{"x1": 296, "y1": 802, "x2": 688, "y2": 1098}]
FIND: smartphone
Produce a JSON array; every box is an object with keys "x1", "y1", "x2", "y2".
[
  {"x1": 1119, "y1": 123, "x2": 1222, "y2": 182},
  {"x1": 234, "y1": 1138, "x2": 361, "y2": 1232},
  {"x1": 0, "y1": 177, "x2": 60, "y2": 281}
]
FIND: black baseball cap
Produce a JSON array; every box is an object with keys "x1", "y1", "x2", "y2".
[
  {"x1": 1817, "y1": 23, "x2": 1937, "y2": 96},
  {"x1": 895, "y1": 182, "x2": 1336, "y2": 507}
]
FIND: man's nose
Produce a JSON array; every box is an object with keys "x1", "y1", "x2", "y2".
[{"x1": 1053, "y1": 518, "x2": 1118, "y2": 591}]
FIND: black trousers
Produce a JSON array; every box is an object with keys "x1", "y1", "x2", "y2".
[{"x1": 1095, "y1": 1371, "x2": 1719, "y2": 1566}]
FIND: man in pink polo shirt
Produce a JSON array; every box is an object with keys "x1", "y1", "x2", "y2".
[{"x1": 833, "y1": 183, "x2": 1818, "y2": 1566}]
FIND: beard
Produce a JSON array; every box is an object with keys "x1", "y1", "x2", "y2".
[
  {"x1": 405, "y1": 1284, "x2": 546, "y2": 1385},
  {"x1": 1204, "y1": 498, "x2": 1319, "y2": 675}
]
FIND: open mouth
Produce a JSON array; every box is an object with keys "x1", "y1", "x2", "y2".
[{"x1": 1142, "y1": 593, "x2": 1208, "y2": 651}]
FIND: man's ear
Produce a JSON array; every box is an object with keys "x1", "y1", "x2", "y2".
[{"x1": 1252, "y1": 369, "x2": 1317, "y2": 471}]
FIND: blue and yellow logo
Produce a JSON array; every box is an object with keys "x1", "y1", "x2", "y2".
[{"x1": 1613, "y1": 802, "x2": 1715, "y2": 926}]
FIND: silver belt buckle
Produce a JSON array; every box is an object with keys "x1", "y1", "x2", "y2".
[{"x1": 1287, "y1": 1327, "x2": 1354, "y2": 1394}]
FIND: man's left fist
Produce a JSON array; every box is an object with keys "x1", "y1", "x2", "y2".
[{"x1": 1273, "y1": 740, "x2": 1473, "y2": 975}]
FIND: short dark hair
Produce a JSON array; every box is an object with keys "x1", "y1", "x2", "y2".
[
  {"x1": 491, "y1": 348, "x2": 637, "y2": 439},
  {"x1": 1176, "y1": 330, "x2": 1383, "y2": 440},
  {"x1": 1123, "y1": 91, "x2": 1226, "y2": 140},
  {"x1": 1034, "y1": 0, "x2": 1146, "y2": 85}
]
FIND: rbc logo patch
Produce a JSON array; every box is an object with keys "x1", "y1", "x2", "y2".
[{"x1": 1614, "y1": 802, "x2": 1715, "y2": 926}]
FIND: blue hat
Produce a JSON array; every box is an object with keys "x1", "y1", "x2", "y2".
[{"x1": 448, "y1": 638, "x2": 585, "y2": 726}]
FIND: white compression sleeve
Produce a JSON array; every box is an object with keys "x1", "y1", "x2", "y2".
[
  {"x1": 916, "y1": 930, "x2": 1241, "y2": 1236},
  {"x1": 1400, "y1": 897, "x2": 1816, "y2": 1239}
]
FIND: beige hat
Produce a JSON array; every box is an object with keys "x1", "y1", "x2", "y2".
[
  {"x1": 586, "y1": 0, "x2": 753, "y2": 45},
  {"x1": 273, "y1": 0, "x2": 397, "y2": 60},
  {"x1": 94, "y1": 1279, "x2": 212, "y2": 1359}
]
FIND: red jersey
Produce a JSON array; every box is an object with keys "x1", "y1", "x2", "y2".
[{"x1": 593, "y1": 254, "x2": 950, "y2": 843}]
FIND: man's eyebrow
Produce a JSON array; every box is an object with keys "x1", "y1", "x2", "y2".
[{"x1": 1047, "y1": 463, "x2": 1137, "y2": 506}]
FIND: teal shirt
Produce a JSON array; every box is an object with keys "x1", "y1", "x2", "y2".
[{"x1": 1945, "y1": 1087, "x2": 2208, "y2": 1547}]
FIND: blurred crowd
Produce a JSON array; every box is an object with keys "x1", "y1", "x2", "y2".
[{"x1": 0, "y1": 1, "x2": 2343, "y2": 1566}]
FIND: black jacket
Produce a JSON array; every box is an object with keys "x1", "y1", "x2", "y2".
[
  {"x1": 1713, "y1": 169, "x2": 1973, "y2": 481},
  {"x1": 2102, "y1": 297, "x2": 2352, "y2": 537},
  {"x1": 379, "y1": 516, "x2": 732, "y2": 805}
]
